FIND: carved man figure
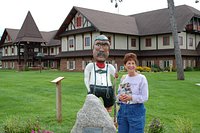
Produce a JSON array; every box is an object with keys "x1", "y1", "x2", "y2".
[{"x1": 84, "y1": 35, "x2": 118, "y2": 112}]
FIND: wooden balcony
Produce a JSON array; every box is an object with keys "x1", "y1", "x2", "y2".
[{"x1": 186, "y1": 24, "x2": 200, "y2": 33}]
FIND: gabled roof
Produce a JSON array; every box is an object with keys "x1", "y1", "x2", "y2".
[
  {"x1": 0, "y1": 28, "x2": 60, "y2": 46},
  {"x1": 0, "y1": 28, "x2": 19, "y2": 46},
  {"x1": 14, "y1": 11, "x2": 45, "y2": 43},
  {"x1": 130, "y1": 4, "x2": 200, "y2": 35},
  {"x1": 74, "y1": 6, "x2": 138, "y2": 35},
  {"x1": 56, "y1": 5, "x2": 200, "y2": 38},
  {"x1": 41, "y1": 30, "x2": 60, "y2": 46},
  {"x1": 55, "y1": 6, "x2": 139, "y2": 38}
]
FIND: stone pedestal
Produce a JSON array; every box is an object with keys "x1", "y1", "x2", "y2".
[{"x1": 71, "y1": 94, "x2": 116, "y2": 133}]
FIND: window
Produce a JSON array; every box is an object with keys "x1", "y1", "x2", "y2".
[
  {"x1": 164, "y1": 60, "x2": 170, "y2": 68},
  {"x1": 77, "y1": 16, "x2": 82, "y2": 27},
  {"x1": 131, "y1": 38, "x2": 136, "y2": 47},
  {"x1": 43, "y1": 48, "x2": 47, "y2": 54},
  {"x1": 107, "y1": 36, "x2": 111, "y2": 45},
  {"x1": 163, "y1": 36, "x2": 170, "y2": 46},
  {"x1": 145, "y1": 38, "x2": 151, "y2": 47},
  {"x1": 11, "y1": 48, "x2": 14, "y2": 54},
  {"x1": 178, "y1": 36, "x2": 183, "y2": 46},
  {"x1": 68, "y1": 61, "x2": 75, "y2": 70},
  {"x1": 51, "y1": 48, "x2": 54, "y2": 54},
  {"x1": 11, "y1": 62, "x2": 14, "y2": 69},
  {"x1": 146, "y1": 60, "x2": 153, "y2": 67},
  {"x1": 85, "y1": 37, "x2": 90, "y2": 46},
  {"x1": 34, "y1": 48, "x2": 39, "y2": 52},
  {"x1": 59, "y1": 47, "x2": 61, "y2": 53},
  {"x1": 189, "y1": 38, "x2": 193, "y2": 46},
  {"x1": 50, "y1": 61, "x2": 54, "y2": 68},
  {"x1": 68, "y1": 39, "x2": 74, "y2": 48},
  {"x1": 5, "y1": 48, "x2": 8, "y2": 55}
]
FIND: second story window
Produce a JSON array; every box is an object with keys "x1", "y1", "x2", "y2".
[
  {"x1": 131, "y1": 38, "x2": 136, "y2": 47},
  {"x1": 68, "y1": 39, "x2": 74, "y2": 48},
  {"x1": 59, "y1": 47, "x2": 61, "y2": 53},
  {"x1": 51, "y1": 48, "x2": 54, "y2": 54},
  {"x1": 11, "y1": 47, "x2": 14, "y2": 54},
  {"x1": 189, "y1": 38, "x2": 193, "y2": 46},
  {"x1": 43, "y1": 48, "x2": 47, "y2": 54},
  {"x1": 178, "y1": 36, "x2": 183, "y2": 46},
  {"x1": 163, "y1": 36, "x2": 170, "y2": 46},
  {"x1": 5, "y1": 48, "x2": 8, "y2": 55},
  {"x1": 145, "y1": 38, "x2": 151, "y2": 47},
  {"x1": 107, "y1": 36, "x2": 111, "y2": 45},
  {"x1": 85, "y1": 37, "x2": 90, "y2": 46}
]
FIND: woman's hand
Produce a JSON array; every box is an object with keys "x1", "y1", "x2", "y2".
[{"x1": 119, "y1": 94, "x2": 132, "y2": 102}]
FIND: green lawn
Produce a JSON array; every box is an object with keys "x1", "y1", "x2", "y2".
[{"x1": 0, "y1": 70, "x2": 200, "y2": 132}]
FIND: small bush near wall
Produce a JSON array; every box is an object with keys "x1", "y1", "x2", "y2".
[
  {"x1": 136, "y1": 66, "x2": 151, "y2": 72},
  {"x1": 184, "y1": 67, "x2": 194, "y2": 71},
  {"x1": 151, "y1": 64, "x2": 162, "y2": 72},
  {"x1": 193, "y1": 67, "x2": 200, "y2": 71},
  {"x1": 184, "y1": 67, "x2": 200, "y2": 71}
]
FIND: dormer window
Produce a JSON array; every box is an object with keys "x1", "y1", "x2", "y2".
[{"x1": 77, "y1": 16, "x2": 82, "y2": 27}]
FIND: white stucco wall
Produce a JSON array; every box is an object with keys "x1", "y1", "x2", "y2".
[
  {"x1": 61, "y1": 37, "x2": 67, "y2": 51},
  {"x1": 76, "y1": 34, "x2": 83, "y2": 50},
  {"x1": 115, "y1": 34, "x2": 127, "y2": 50}
]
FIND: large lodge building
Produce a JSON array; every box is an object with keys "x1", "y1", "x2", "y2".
[{"x1": 0, "y1": 5, "x2": 200, "y2": 71}]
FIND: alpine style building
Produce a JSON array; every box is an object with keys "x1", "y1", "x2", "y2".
[
  {"x1": 0, "y1": 5, "x2": 200, "y2": 71},
  {"x1": 0, "y1": 12, "x2": 61, "y2": 70}
]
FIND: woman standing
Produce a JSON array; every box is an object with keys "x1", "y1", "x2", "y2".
[{"x1": 117, "y1": 53, "x2": 149, "y2": 133}]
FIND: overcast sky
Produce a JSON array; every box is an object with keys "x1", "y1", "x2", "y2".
[{"x1": 0, "y1": 0, "x2": 199, "y2": 36}]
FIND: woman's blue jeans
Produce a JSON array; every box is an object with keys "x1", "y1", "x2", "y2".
[{"x1": 117, "y1": 103, "x2": 146, "y2": 133}]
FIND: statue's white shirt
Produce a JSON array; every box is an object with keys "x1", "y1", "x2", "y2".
[{"x1": 84, "y1": 62, "x2": 115, "y2": 92}]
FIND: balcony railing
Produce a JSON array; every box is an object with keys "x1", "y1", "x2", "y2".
[{"x1": 186, "y1": 24, "x2": 200, "y2": 33}]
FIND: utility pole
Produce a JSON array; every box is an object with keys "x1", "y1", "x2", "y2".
[{"x1": 167, "y1": 0, "x2": 185, "y2": 80}]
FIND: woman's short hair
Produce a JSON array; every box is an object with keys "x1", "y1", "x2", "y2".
[{"x1": 123, "y1": 53, "x2": 138, "y2": 65}]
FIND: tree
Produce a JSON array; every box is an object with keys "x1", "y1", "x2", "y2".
[{"x1": 167, "y1": 0, "x2": 185, "y2": 80}]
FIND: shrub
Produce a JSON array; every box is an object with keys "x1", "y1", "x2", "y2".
[
  {"x1": 143, "y1": 66, "x2": 151, "y2": 72},
  {"x1": 136, "y1": 66, "x2": 144, "y2": 72},
  {"x1": 2, "y1": 115, "x2": 41, "y2": 133},
  {"x1": 147, "y1": 118, "x2": 165, "y2": 133},
  {"x1": 184, "y1": 67, "x2": 194, "y2": 71},
  {"x1": 136, "y1": 66, "x2": 151, "y2": 72},
  {"x1": 174, "y1": 117, "x2": 193, "y2": 133},
  {"x1": 151, "y1": 64, "x2": 161, "y2": 72}
]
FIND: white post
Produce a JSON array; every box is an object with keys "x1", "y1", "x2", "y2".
[{"x1": 51, "y1": 77, "x2": 64, "y2": 122}]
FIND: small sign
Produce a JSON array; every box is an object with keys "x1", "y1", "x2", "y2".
[
  {"x1": 51, "y1": 77, "x2": 64, "y2": 83},
  {"x1": 83, "y1": 127, "x2": 103, "y2": 133}
]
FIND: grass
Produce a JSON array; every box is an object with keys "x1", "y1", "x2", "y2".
[{"x1": 0, "y1": 70, "x2": 200, "y2": 132}]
